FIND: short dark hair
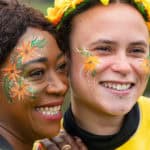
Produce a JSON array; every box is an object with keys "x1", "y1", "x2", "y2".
[
  {"x1": 0, "y1": 0, "x2": 56, "y2": 66},
  {"x1": 57, "y1": 0, "x2": 145, "y2": 57}
]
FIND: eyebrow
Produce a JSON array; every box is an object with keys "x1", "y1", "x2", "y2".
[
  {"x1": 22, "y1": 57, "x2": 48, "y2": 69},
  {"x1": 129, "y1": 41, "x2": 148, "y2": 47},
  {"x1": 90, "y1": 39, "x2": 117, "y2": 46},
  {"x1": 90, "y1": 39, "x2": 148, "y2": 47}
]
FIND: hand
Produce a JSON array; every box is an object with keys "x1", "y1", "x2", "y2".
[{"x1": 33, "y1": 130, "x2": 87, "y2": 150}]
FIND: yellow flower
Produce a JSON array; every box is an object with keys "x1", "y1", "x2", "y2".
[
  {"x1": 146, "y1": 22, "x2": 150, "y2": 31},
  {"x1": 55, "y1": 0, "x2": 84, "y2": 9},
  {"x1": 46, "y1": 0, "x2": 84, "y2": 25},
  {"x1": 83, "y1": 56, "x2": 99, "y2": 72},
  {"x1": 141, "y1": 58, "x2": 150, "y2": 74},
  {"x1": 100, "y1": 0, "x2": 110, "y2": 5},
  {"x1": 46, "y1": 6, "x2": 66, "y2": 25},
  {"x1": 134, "y1": 0, "x2": 150, "y2": 31},
  {"x1": 134, "y1": 0, "x2": 150, "y2": 19}
]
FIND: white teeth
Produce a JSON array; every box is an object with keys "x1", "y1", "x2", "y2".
[
  {"x1": 35, "y1": 105, "x2": 61, "y2": 116},
  {"x1": 45, "y1": 107, "x2": 49, "y2": 111},
  {"x1": 102, "y1": 82, "x2": 131, "y2": 91}
]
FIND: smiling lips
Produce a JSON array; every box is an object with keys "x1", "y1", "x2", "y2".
[
  {"x1": 35, "y1": 105, "x2": 61, "y2": 116},
  {"x1": 34, "y1": 100, "x2": 64, "y2": 120},
  {"x1": 101, "y1": 82, "x2": 134, "y2": 91}
]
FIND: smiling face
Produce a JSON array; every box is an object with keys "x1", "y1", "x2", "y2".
[
  {"x1": 0, "y1": 27, "x2": 68, "y2": 142},
  {"x1": 69, "y1": 4, "x2": 150, "y2": 117}
]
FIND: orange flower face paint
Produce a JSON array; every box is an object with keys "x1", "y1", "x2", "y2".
[
  {"x1": 141, "y1": 56, "x2": 150, "y2": 75},
  {"x1": 83, "y1": 56, "x2": 99, "y2": 77},
  {"x1": 76, "y1": 48, "x2": 100, "y2": 77},
  {"x1": 10, "y1": 80, "x2": 29, "y2": 101},
  {"x1": 1, "y1": 37, "x2": 47, "y2": 103},
  {"x1": 16, "y1": 41, "x2": 37, "y2": 63},
  {"x1": 2, "y1": 63, "x2": 21, "y2": 80},
  {"x1": 16, "y1": 37, "x2": 47, "y2": 64}
]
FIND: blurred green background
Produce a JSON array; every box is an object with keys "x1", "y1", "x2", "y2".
[
  {"x1": 20, "y1": 0, "x2": 150, "y2": 100},
  {"x1": 20, "y1": 0, "x2": 53, "y2": 14}
]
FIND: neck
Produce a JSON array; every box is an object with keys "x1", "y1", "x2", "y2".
[
  {"x1": 0, "y1": 123, "x2": 33, "y2": 150},
  {"x1": 72, "y1": 101, "x2": 124, "y2": 135}
]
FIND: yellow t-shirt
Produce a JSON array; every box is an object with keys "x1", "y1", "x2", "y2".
[{"x1": 117, "y1": 96, "x2": 150, "y2": 150}]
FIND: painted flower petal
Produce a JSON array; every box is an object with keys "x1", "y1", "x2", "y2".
[{"x1": 100, "y1": 0, "x2": 110, "y2": 5}]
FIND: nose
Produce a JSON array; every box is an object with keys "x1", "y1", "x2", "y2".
[
  {"x1": 111, "y1": 54, "x2": 131, "y2": 76},
  {"x1": 46, "y1": 72, "x2": 68, "y2": 96}
]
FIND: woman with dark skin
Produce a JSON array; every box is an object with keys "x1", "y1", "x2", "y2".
[
  {"x1": 0, "y1": 1, "x2": 87, "y2": 150},
  {"x1": 42, "y1": 0, "x2": 150, "y2": 149}
]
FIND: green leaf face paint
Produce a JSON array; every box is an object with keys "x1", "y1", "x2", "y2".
[
  {"x1": 31, "y1": 38, "x2": 47, "y2": 49},
  {"x1": 1, "y1": 36, "x2": 48, "y2": 103},
  {"x1": 3, "y1": 76, "x2": 14, "y2": 103},
  {"x1": 76, "y1": 48, "x2": 100, "y2": 77}
]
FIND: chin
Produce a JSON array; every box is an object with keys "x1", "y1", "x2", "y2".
[
  {"x1": 38, "y1": 130, "x2": 59, "y2": 139},
  {"x1": 35, "y1": 125, "x2": 61, "y2": 139},
  {"x1": 46, "y1": 127, "x2": 60, "y2": 138},
  {"x1": 110, "y1": 104, "x2": 134, "y2": 116}
]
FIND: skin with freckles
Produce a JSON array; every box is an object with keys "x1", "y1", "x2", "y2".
[
  {"x1": 0, "y1": 27, "x2": 68, "y2": 149},
  {"x1": 68, "y1": 4, "x2": 150, "y2": 135}
]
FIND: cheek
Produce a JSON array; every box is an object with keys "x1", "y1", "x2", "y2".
[
  {"x1": 71, "y1": 55, "x2": 102, "y2": 77},
  {"x1": 62, "y1": 76, "x2": 69, "y2": 90},
  {"x1": 70, "y1": 56, "x2": 83, "y2": 80},
  {"x1": 2, "y1": 74, "x2": 48, "y2": 103},
  {"x1": 0, "y1": 74, "x2": 3, "y2": 88},
  {"x1": 2, "y1": 76, "x2": 29, "y2": 103},
  {"x1": 25, "y1": 82, "x2": 48, "y2": 100},
  {"x1": 140, "y1": 58, "x2": 150, "y2": 76},
  {"x1": 95, "y1": 57, "x2": 113, "y2": 74},
  {"x1": 131, "y1": 59, "x2": 150, "y2": 81},
  {"x1": 70, "y1": 56, "x2": 110, "y2": 88}
]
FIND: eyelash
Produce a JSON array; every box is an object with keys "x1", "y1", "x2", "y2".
[
  {"x1": 56, "y1": 62, "x2": 67, "y2": 73},
  {"x1": 129, "y1": 48, "x2": 145, "y2": 53},
  {"x1": 95, "y1": 46, "x2": 146, "y2": 55},
  {"x1": 95, "y1": 46, "x2": 112, "y2": 52},
  {"x1": 29, "y1": 69, "x2": 45, "y2": 80}
]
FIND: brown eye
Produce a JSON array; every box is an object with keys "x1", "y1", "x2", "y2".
[
  {"x1": 95, "y1": 46, "x2": 112, "y2": 52},
  {"x1": 128, "y1": 47, "x2": 147, "y2": 58},
  {"x1": 56, "y1": 63, "x2": 67, "y2": 73},
  {"x1": 29, "y1": 69, "x2": 45, "y2": 80},
  {"x1": 130, "y1": 48, "x2": 145, "y2": 53}
]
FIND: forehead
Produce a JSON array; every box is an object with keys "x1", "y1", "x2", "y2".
[
  {"x1": 16, "y1": 27, "x2": 53, "y2": 46},
  {"x1": 70, "y1": 3, "x2": 149, "y2": 47},
  {"x1": 15, "y1": 27, "x2": 60, "y2": 58}
]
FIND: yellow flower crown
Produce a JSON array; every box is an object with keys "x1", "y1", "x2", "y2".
[
  {"x1": 46, "y1": 0, "x2": 150, "y2": 31},
  {"x1": 46, "y1": 0, "x2": 84, "y2": 25}
]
